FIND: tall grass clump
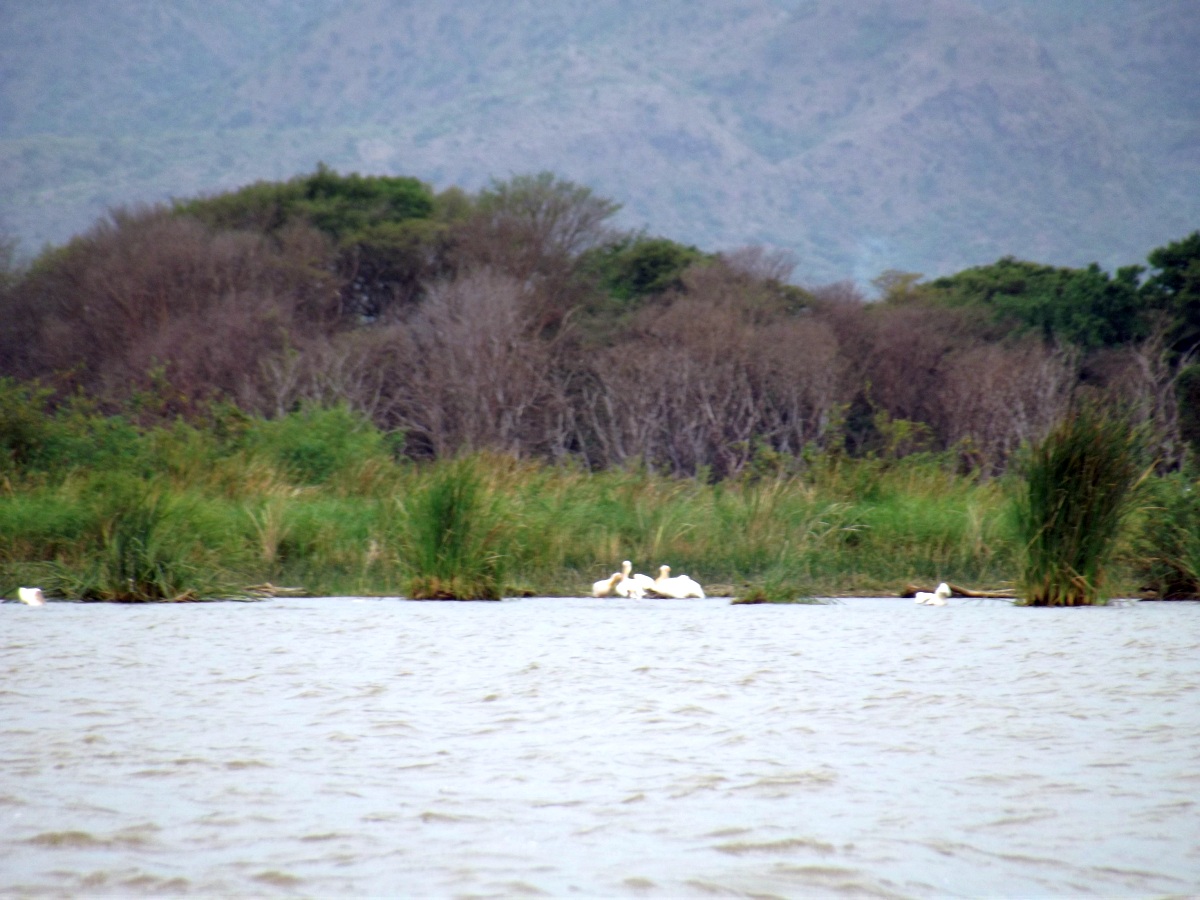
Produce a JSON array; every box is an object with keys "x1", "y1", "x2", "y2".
[
  {"x1": 396, "y1": 457, "x2": 508, "y2": 600},
  {"x1": 1135, "y1": 467, "x2": 1200, "y2": 599},
  {"x1": 1015, "y1": 405, "x2": 1147, "y2": 606},
  {"x1": 55, "y1": 475, "x2": 232, "y2": 601},
  {"x1": 732, "y1": 565, "x2": 823, "y2": 604}
]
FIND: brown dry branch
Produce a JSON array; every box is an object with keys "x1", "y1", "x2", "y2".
[{"x1": 901, "y1": 583, "x2": 1017, "y2": 599}]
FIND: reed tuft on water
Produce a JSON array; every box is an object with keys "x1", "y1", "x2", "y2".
[
  {"x1": 732, "y1": 567, "x2": 822, "y2": 605},
  {"x1": 58, "y1": 477, "x2": 220, "y2": 601},
  {"x1": 397, "y1": 457, "x2": 508, "y2": 600},
  {"x1": 1015, "y1": 404, "x2": 1147, "y2": 606},
  {"x1": 1135, "y1": 467, "x2": 1200, "y2": 599}
]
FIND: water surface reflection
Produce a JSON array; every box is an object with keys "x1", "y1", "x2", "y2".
[{"x1": 2, "y1": 596, "x2": 1198, "y2": 897}]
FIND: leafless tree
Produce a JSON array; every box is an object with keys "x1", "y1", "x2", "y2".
[
  {"x1": 579, "y1": 279, "x2": 852, "y2": 477},
  {"x1": 1104, "y1": 318, "x2": 1197, "y2": 470},
  {"x1": 448, "y1": 173, "x2": 619, "y2": 283},
  {"x1": 9, "y1": 207, "x2": 339, "y2": 410},
  {"x1": 719, "y1": 245, "x2": 798, "y2": 284},
  {"x1": 377, "y1": 270, "x2": 570, "y2": 458},
  {"x1": 937, "y1": 342, "x2": 1078, "y2": 475}
]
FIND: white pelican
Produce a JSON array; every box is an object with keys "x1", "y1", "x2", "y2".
[
  {"x1": 612, "y1": 561, "x2": 645, "y2": 599},
  {"x1": 18, "y1": 587, "x2": 46, "y2": 606},
  {"x1": 592, "y1": 570, "x2": 624, "y2": 598},
  {"x1": 914, "y1": 582, "x2": 951, "y2": 606},
  {"x1": 626, "y1": 561, "x2": 658, "y2": 596},
  {"x1": 653, "y1": 565, "x2": 705, "y2": 599}
]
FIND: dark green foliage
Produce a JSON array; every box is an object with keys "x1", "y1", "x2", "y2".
[
  {"x1": 176, "y1": 165, "x2": 440, "y2": 322},
  {"x1": 0, "y1": 379, "x2": 54, "y2": 475},
  {"x1": 241, "y1": 404, "x2": 395, "y2": 485},
  {"x1": 300, "y1": 164, "x2": 434, "y2": 237},
  {"x1": 582, "y1": 235, "x2": 706, "y2": 302},
  {"x1": 0, "y1": 379, "x2": 146, "y2": 477},
  {"x1": 1142, "y1": 230, "x2": 1200, "y2": 353},
  {"x1": 1015, "y1": 404, "x2": 1147, "y2": 605},
  {"x1": 396, "y1": 457, "x2": 507, "y2": 600},
  {"x1": 926, "y1": 257, "x2": 1145, "y2": 349},
  {"x1": 176, "y1": 163, "x2": 434, "y2": 241},
  {"x1": 339, "y1": 218, "x2": 448, "y2": 318},
  {"x1": 1178, "y1": 364, "x2": 1200, "y2": 458},
  {"x1": 1135, "y1": 468, "x2": 1200, "y2": 599}
]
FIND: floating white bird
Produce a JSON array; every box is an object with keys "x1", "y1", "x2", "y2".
[
  {"x1": 914, "y1": 582, "x2": 952, "y2": 606},
  {"x1": 612, "y1": 561, "x2": 646, "y2": 599},
  {"x1": 592, "y1": 570, "x2": 624, "y2": 598},
  {"x1": 653, "y1": 565, "x2": 705, "y2": 599},
  {"x1": 630, "y1": 569, "x2": 658, "y2": 595},
  {"x1": 17, "y1": 587, "x2": 46, "y2": 606}
]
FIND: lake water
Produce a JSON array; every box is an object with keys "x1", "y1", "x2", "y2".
[{"x1": 2, "y1": 596, "x2": 1198, "y2": 898}]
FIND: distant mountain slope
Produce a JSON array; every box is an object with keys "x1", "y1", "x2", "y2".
[{"x1": 1, "y1": 0, "x2": 1196, "y2": 283}]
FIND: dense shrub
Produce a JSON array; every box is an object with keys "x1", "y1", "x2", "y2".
[
  {"x1": 1135, "y1": 468, "x2": 1200, "y2": 599},
  {"x1": 1014, "y1": 405, "x2": 1147, "y2": 605},
  {"x1": 240, "y1": 404, "x2": 396, "y2": 484},
  {"x1": 2, "y1": 169, "x2": 1197, "y2": 485}
]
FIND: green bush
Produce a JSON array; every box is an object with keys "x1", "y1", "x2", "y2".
[
  {"x1": 55, "y1": 474, "x2": 229, "y2": 601},
  {"x1": 396, "y1": 457, "x2": 508, "y2": 600},
  {"x1": 0, "y1": 379, "x2": 148, "y2": 478},
  {"x1": 241, "y1": 404, "x2": 394, "y2": 485},
  {"x1": 176, "y1": 164, "x2": 434, "y2": 240},
  {"x1": 1014, "y1": 405, "x2": 1147, "y2": 605},
  {"x1": 583, "y1": 235, "x2": 705, "y2": 301},
  {"x1": 1135, "y1": 469, "x2": 1200, "y2": 599}
]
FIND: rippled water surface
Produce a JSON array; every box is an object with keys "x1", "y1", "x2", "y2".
[{"x1": 2, "y1": 596, "x2": 1199, "y2": 898}]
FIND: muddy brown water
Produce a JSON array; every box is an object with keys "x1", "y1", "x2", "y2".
[{"x1": 2, "y1": 596, "x2": 1198, "y2": 897}]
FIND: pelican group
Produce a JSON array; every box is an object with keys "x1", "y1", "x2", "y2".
[
  {"x1": 652, "y1": 565, "x2": 706, "y2": 599},
  {"x1": 593, "y1": 561, "x2": 648, "y2": 599},
  {"x1": 590, "y1": 561, "x2": 704, "y2": 599}
]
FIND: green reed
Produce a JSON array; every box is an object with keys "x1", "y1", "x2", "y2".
[
  {"x1": 0, "y1": 401, "x2": 1164, "y2": 602},
  {"x1": 394, "y1": 456, "x2": 508, "y2": 600},
  {"x1": 1014, "y1": 405, "x2": 1148, "y2": 606},
  {"x1": 55, "y1": 476, "x2": 231, "y2": 601},
  {"x1": 1134, "y1": 467, "x2": 1200, "y2": 599}
]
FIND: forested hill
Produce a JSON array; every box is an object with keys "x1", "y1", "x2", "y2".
[
  {"x1": 2, "y1": 0, "x2": 1198, "y2": 283},
  {"x1": 2, "y1": 166, "x2": 1198, "y2": 479}
]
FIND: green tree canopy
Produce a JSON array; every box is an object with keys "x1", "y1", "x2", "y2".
[
  {"x1": 1142, "y1": 230, "x2": 1200, "y2": 353},
  {"x1": 582, "y1": 235, "x2": 706, "y2": 302},
  {"x1": 924, "y1": 256, "x2": 1145, "y2": 348},
  {"x1": 175, "y1": 163, "x2": 434, "y2": 242},
  {"x1": 176, "y1": 165, "x2": 440, "y2": 321}
]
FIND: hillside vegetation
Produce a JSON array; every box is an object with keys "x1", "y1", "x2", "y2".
[{"x1": 3, "y1": 167, "x2": 1198, "y2": 476}]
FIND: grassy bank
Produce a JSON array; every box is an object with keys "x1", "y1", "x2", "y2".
[{"x1": 1, "y1": 401, "x2": 1191, "y2": 602}]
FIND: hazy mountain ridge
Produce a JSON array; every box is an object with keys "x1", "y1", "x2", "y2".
[{"x1": 1, "y1": 0, "x2": 1196, "y2": 283}]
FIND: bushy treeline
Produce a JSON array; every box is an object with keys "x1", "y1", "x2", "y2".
[
  {"x1": 2, "y1": 396, "x2": 1195, "y2": 601},
  {"x1": 0, "y1": 393, "x2": 1027, "y2": 599},
  {"x1": 1, "y1": 166, "x2": 1198, "y2": 478}
]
